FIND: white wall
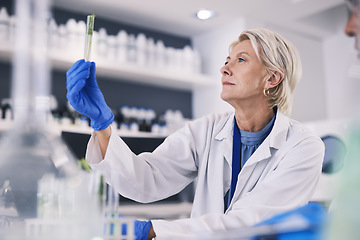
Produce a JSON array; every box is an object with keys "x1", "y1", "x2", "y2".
[
  {"x1": 266, "y1": 25, "x2": 327, "y2": 122},
  {"x1": 191, "y1": 18, "x2": 247, "y2": 119},
  {"x1": 323, "y1": 31, "x2": 359, "y2": 120}
]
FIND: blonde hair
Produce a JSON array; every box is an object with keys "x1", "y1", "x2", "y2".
[{"x1": 230, "y1": 28, "x2": 302, "y2": 116}]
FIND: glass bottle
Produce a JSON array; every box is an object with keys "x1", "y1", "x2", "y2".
[{"x1": 0, "y1": 0, "x2": 102, "y2": 239}]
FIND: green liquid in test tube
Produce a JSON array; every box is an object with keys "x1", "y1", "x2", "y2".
[{"x1": 84, "y1": 14, "x2": 95, "y2": 61}]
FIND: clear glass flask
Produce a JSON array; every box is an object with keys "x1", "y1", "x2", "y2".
[{"x1": 0, "y1": 0, "x2": 102, "y2": 239}]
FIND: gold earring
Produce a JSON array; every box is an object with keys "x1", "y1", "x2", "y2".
[{"x1": 263, "y1": 88, "x2": 270, "y2": 97}]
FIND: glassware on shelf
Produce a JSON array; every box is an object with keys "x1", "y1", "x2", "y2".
[
  {"x1": 135, "y1": 33, "x2": 147, "y2": 66},
  {"x1": 116, "y1": 30, "x2": 128, "y2": 63},
  {"x1": 0, "y1": 7, "x2": 10, "y2": 43},
  {"x1": 107, "y1": 35, "x2": 117, "y2": 62},
  {"x1": 127, "y1": 34, "x2": 137, "y2": 64},
  {"x1": 0, "y1": 0, "x2": 102, "y2": 239},
  {"x1": 97, "y1": 27, "x2": 108, "y2": 60}
]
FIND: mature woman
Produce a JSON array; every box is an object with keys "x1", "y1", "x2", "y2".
[{"x1": 66, "y1": 28, "x2": 324, "y2": 240}]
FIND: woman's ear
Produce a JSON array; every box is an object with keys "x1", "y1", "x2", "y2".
[{"x1": 265, "y1": 70, "x2": 284, "y2": 89}]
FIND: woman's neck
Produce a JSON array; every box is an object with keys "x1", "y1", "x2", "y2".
[{"x1": 234, "y1": 105, "x2": 274, "y2": 132}]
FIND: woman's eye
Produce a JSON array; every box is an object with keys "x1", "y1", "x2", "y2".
[
  {"x1": 224, "y1": 61, "x2": 228, "y2": 65},
  {"x1": 238, "y1": 58, "x2": 245, "y2": 62}
]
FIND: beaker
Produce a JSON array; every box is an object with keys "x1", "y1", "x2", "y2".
[{"x1": 0, "y1": 0, "x2": 102, "y2": 239}]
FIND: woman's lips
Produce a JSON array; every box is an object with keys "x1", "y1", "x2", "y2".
[{"x1": 222, "y1": 81, "x2": 235, "y2": 85}]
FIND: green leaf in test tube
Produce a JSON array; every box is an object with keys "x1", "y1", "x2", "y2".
[{"x1": 84, "y1": 14, "x2": 96, "y2": 61}]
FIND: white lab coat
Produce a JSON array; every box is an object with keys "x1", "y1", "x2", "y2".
[{"x1": 86, "y1": 110, "x2": 324, "y2": 239}]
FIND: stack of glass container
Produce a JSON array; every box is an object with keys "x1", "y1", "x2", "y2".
[{"x1": 0, "y1": 0, "x2": 102, "y2": 239}]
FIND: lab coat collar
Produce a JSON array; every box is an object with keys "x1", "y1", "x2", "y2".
[
  {"x1": 269, "y1": 111, "x2": 289, "y2": 150},
  {"x1": 215, "y1": 112, "x2": 235, "y2": 167},
  {"x1": 245, "y1": 110, "x2": 289, "y2": 166},
  {"x1": 215, "y1": 112, "x2": 235, "y2": 141},
  {"x1": 215, "y1": 110, "x2": 288, "y2": 144},
  {"x1": 215, "y1": 110, "x2": 289, "y2": 166}
]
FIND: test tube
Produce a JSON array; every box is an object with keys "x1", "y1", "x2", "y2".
[{"x1": 84, "y1": 14, "x2": 95, "y2": 61}]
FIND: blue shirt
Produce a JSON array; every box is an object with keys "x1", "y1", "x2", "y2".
[
  {"x1": 225, "y1": 112, "x2": 276, "y2": 210},
  {"x1": 239, "y1": 115, "x2": 276, "y2": 168}
]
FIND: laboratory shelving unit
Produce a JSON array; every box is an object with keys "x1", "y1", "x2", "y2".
[
  {"x1": 0, "y1": 43, "x2": 215, "y2": 137},
  {"x1": 0, "y1": 117, "x2": 170, "y2": 139},
  {"x1": 0, "y1": 43, "x2": 216, "y2": 91}
]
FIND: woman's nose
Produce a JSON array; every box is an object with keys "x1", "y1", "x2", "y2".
[
  {"x1": 220, "y1": 64, "x2": 231, "y2": 76},
  {"x1": 345, "y1": 12, "x2": 360, "y2": 37}
]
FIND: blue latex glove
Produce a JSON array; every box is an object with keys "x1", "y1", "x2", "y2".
[
  {"x1": 66, "y1": 59, "x2": 114, "y2": 131},
  {"x1": 121, "y1": 219, "x2": 151, "y2": 240},
  {"x1": 135, "y1": 220, "x2": 152, "y2": 240},
  {"x1": 252, "y1": 203, "x2": 327, "y2": 240}
]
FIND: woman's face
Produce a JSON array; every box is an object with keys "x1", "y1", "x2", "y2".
[
  {"x1": 346, "y1": 0, "x2": 360, "y2": 56},
  {"x1": 220, "y1": 40, "x2": 269, "y2": 107},
  {"x1": 346, "y1": 11, "x2": 360, "y2": 37}
]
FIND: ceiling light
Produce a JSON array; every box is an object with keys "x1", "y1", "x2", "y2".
[{"x1": 196, "y1": 9, "x2": 215, "y2": 20}]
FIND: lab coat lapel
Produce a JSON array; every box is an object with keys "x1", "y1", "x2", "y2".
[
  {"x1": 230, "y1": 138, "x2": 271, "y2": 203},
  {"x1": 240, "y1": 111, "x2": 289, "y2": 167},
  {"x1": 216, "y1": 111, "x2": 288, "y2": 167},
  {"x1": 228, "y1": 111, "x2": 290, "y2": 207},
  {"x1": 215, "y1": 112, "x2": 234, "y2": 167},
  {"x1": 269, "y1": 111, "x2": 289, "y2": 150}
]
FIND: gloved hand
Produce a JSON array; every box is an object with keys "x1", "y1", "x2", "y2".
[
  {"x1": 135, "y1": 220, "x2": 152, "y2": 240},
  {"x1": 66, "y1": 59, "x2": 114, "y2": 131},
  {"x1": 121, "y1": 219, "x2": 152, "y2": 240},
  {"x1": 252, "y1": 203, "x2": 326, "y2": 240}
]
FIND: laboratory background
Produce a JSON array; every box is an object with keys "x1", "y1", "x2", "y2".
[{"x1": 0, "y1": 0, "x2": 357, "y2": 239}]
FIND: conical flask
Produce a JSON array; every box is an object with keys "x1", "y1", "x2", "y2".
[{"x1": 0, "y1": 0, "x2": 102, "y2": 239}]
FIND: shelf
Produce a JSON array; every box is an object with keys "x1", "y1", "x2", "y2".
[
  {"x1": 58, "y1": 123, "x2": 168, "y2": 139},
  {"x1": 0, "y1": 120, "x2": 168, "y2": 139},
  {"x1": 0, "y1": 121, "x2": 13, "y2": 133},
  {"x1": 0, "y1": 43, "x2": 11, "y2": 62},
  {"x1": 118, "y1": 202, "x2": 192, "y2": 220},
  {"x1": 0, "y1": 44, "x2": 217, "y2": 91}
]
